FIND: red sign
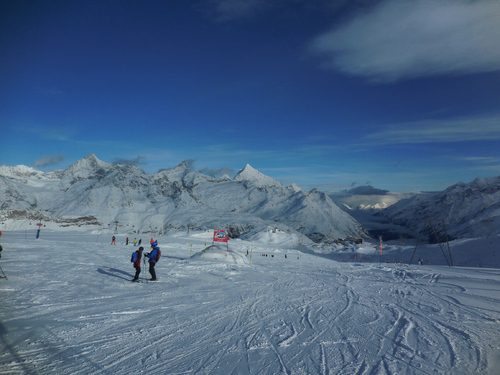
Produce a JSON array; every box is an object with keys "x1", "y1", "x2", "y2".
[{"x1": 213, "y1": 230, "x2": 228, "y2": 243}]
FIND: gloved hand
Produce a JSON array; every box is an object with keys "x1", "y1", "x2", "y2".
[{"x1": 145, "y1": 253, "x2": 150, "y2": 256}]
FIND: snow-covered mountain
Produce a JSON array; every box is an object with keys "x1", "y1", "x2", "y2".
[
  {"x1": 379, "y1": 176, "x2": 500, "y2": 239},
  {"x1": 0, "y1": 154, "x2": 367, "y2": 242}
]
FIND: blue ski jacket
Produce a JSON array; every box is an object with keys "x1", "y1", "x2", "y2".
[{"x1": 147, "y1": 247, "x2": 160, "y2": 263}]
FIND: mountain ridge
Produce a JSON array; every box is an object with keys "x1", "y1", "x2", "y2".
[
  {"x1": 379, "y1": 175, "x2": 500, "y2": 238},
  {"x1": 0, "y1": 155, "x2": 367, "y2": 242}
]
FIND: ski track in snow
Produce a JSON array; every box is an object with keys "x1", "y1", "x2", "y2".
[{"x1": 0, "y1": 231, "x2": 500, "y2": 374}]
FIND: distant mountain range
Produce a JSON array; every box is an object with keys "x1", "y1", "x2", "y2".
[
  {"x1": 332, "y1": 178, "x2": 500, "y2": 240},
  {"x1": 379, "y1": 176, "x2": 500, "y2": 239},
  {"x1": 0, "y1": 154, "x2": 367, "y2": 242},
  {"x1": 2, "y1": 155, "x2": 498, "y2": 241}
]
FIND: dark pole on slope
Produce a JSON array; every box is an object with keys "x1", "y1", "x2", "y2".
[
  {"x1": 410, "y1": 220, "x2": 427, "y2": 265},
  {"x1": 442, "y1": 221, "x2": 454, "y2": 267},
  {"x1": 429, "y1": 220, "x2": 451, "y2": 267},
  {"x1": 0, "y1": 244, "x2": 5, "y2": 279},
  {"x1": 0, "y1": 265, "x2": 7, "y2": 280}
]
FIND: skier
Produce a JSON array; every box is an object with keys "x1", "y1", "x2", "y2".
[
  {"x1": 131, "y1": 247, "x2": 144, "y2": 282},
  {"x1": 126, "y1": 237, "x2": 129, "y2": 245},
  {"x1": 145, "y1": 241, "x2": 160, "y2": 281},
  {"x1": 111, "y1": 236, "x2": 116, "y2": 245},
  {"x1": 138, "y1": 238, "x2": 142, "y2": 246},
  {"x1": 133, "y1": 238, "x2": 137, "y2": 246}
]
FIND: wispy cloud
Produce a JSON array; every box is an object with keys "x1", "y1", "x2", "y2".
[
  {"x1": 365, "y1": 114, "x2": 500, "y2": 144},
  {"x1": 203, "y1": 0, "x2": 264, "y2": 21},
  {"x1": 454, "y1": 156, "x2": 500, "y2": 164},
  {"x1": 310, "y1": 0, "x2": 500, "y2": 81},
  {"x1": 450, "y1": 156, "x2": 500, "y2": 173},
  {"x1": 200, "y1": 167, "x2": 235, "y2": 177},
  {"x1": 112, "y1": 156, "x2": 147, "y2": 166},
  {"x1": 17, "y1": 125, "x2": 76, "y2": 142},
  {"x1": 34, "y1": 154, "x2": 65, "y2": 167},
  {"x1": 202, "y1": 0, "x2": 342, "y2": 22}
]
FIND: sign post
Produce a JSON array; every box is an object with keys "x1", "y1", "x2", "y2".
[{"x1": 212, "y1": 230, "x2": 229, "y2": 251}]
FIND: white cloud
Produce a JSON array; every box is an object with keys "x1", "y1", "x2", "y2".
[
  {"x1": 365, "y1": 114, "x2": 500, "y2": 144},
  {"x1": 310, "y1": 0, "x2": 500, "y2": 81}
]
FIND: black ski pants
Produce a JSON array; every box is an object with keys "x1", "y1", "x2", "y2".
[
  {"x1": 149, "y1": 262, "x2": 157, "y2": 280},
  {"x1": 133, "y1": 265, "x2": 141, "y2": 280}
]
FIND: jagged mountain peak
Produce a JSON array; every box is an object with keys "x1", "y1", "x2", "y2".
[
  {"x1": 155, "y1": 161, "x2": 192, "y2": 182},
  {"x1": 235, "y1": 164, "x2": 281, "y2": 188},
  {"x1": 63, "y1": 154, "x2": 112, "y2": 179}
]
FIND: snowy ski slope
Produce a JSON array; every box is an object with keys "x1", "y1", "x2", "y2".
[{"x1": 0, "y1": 230, "x2": 499, "y2": 374}]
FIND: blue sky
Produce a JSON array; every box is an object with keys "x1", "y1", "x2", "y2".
[{"x1": 1, "y1": 0, "x2": 500, "y2": 192}]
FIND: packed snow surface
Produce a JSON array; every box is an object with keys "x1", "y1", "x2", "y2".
[{"x1": 1, "y1": 230, "x2": 499, "y2": 374}]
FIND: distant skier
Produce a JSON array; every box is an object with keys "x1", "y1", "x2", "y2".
[
  {"x1": 111, "y1": 236, "x2": 116, "y2": 245},
  {"x1": 131, "y1": 247, "x2": 144, "y2": 282},
  {"x1": 145, "y1": 241, "x2": 161, "y2": 281},
  {"x1": 133, "y1": 238, "x2": 137, "y2": 246},
  {"x1": 138, "y1": 239, "x2": 142, "y2": 246},
  {"x1": 126, "y1": 237, "x2": 129, "y2": 245}
]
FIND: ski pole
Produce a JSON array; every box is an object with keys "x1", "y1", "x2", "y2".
[{"x1": 0, "y1": 265, "x2": 7, "y2": 280}]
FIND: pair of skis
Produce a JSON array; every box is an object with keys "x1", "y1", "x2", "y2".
[{"x1": 131, "y1": 278, "x2": 158, "y2": 283}]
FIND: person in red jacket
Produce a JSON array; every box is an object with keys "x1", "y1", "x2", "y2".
[{"x1": 131, "y1": 247, "x2": 144, "y2": 282}]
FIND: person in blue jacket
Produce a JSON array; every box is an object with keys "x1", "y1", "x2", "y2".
[
  {"x1": 130, "y1": 247, "x2": 144, "y2": 282},
  {"x1": 145, "y1": 242, "x2": 160, "y2": 281}
]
